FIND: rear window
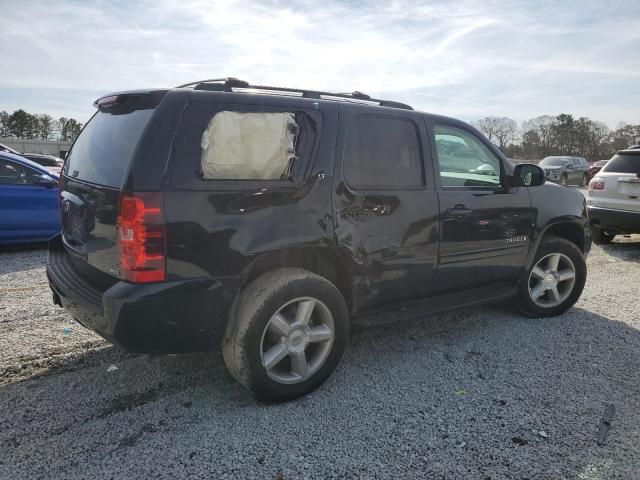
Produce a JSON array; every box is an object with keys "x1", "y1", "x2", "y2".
[
  {"x1": 602, "y1": 154, "x2": 640, "y2": 174},
  {"x1": 171, "y1": 101, "x2": 321, "y2": 188},
  {"x1": 27, "y1": 156, "x2": 57, "y2": 167},
  {"x1": 540, "y1": 157, "x2": 569, "y2": 166},
  {"x1": 64, "y1": 108, "x2": 154, "y2": 188}
]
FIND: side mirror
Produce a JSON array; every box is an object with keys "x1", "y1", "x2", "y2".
[
  {"x1": 35, "y1": 174, "x2": 58, "y2": 188},
  {"x1": 513, "y1": 163, "x2": 545, "y2": 187}
]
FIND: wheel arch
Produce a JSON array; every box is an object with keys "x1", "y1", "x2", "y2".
[
  {"x1": 526, "y1": 219, "x2": 588, "y2": 268},
  {"x1": 240, "y1": 248, "x2": 353, "y2": 310}
]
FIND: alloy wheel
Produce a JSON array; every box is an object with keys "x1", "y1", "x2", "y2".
[
  {"x1": 260, "y1": 297, "x2": 335, "y2": 384},
  {"x1": 528, "y1": 253, "x2": 576, "y2": 308}
]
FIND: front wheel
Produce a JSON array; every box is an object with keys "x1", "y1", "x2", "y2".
[
  {"x1": 579, "y1": 173, "x2": 588, "y2": 187},
  {"x1": 560, "y1": 174, "x2": 568, "y2": 187},
  {"x1": 590, "y1": 226, "x2": 616, "y2": 245},
  {"x1": 222, "y1": 268, "x2": 349, "y2": 402},
  {"x1": 515, "y1": 236, "x2": 586, "y2": 318}
]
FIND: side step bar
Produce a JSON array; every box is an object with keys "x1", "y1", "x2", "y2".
[{"x1": 351, "y1": 283, "x2": 517, "y2": 331}]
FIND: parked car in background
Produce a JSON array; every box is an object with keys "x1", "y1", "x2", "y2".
[
  {"x1": 588, "y1": 159, "x2": 609, "y2": 180},
  {"x1": 0, "y1": 151, "x2": 60, "y2": 244},
  {"x1": 539, "y1": 156, "x2": 589, "y2": 187},
  {"x1": 21, "y1": 153, "x2": 64, "y2": 175},
  {"x1": 47, "y1": 79, "x2": 590, "y2": 401},
  {"x1": 588, "y1": 149, "x2": 640, "y2": 244}
]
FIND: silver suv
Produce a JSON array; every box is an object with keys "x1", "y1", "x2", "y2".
[
  {"x1": 588, "y1": 149, "x2": 640, "y2": 244},
  {"x1": 539, "y1": 156, "x2": 589, "y2": 187}
]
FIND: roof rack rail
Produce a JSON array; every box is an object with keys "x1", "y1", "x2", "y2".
[
  {"x1": 175, "y1": 78, "x2": 413, "y2": 110},
  {"x1": 176, "y1": 77, "x2": 250, "y2": 90}
]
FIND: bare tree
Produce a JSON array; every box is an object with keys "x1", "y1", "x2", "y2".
[
  {"x1": 521, "y1": 115, "x2": 556, "y2": 157},
  {"x1": 0, "y1": 111, "x2": 9, "y2": 138},
  {"x1": 473, "y1": 116, "x2": 520, "y2": 150}
]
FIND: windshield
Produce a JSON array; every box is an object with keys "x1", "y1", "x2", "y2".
[
  {"x1": 602, "y1": 154, "x2": 640, "y2": 174},
  {"x1": 63, "y1": 108, "x2": 153, "y2": 188},
  {"x1": 540, "y1": 157, "x2": 569, "y2": 166}
]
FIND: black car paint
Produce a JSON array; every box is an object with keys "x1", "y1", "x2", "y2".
[{"x1": 47, "y1": 88, "x2": 591, "y2": 353}]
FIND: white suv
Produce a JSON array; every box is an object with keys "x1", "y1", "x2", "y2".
[{"x1": 588, "y1": 148, "x2": 640, "y2": 244}]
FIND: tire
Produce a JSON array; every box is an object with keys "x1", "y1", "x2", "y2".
[
  {"x1": 515, "y1": 235, "x2": 586, "y2": 318},
  {"x1": 579, "y1": 173, "x2": 588, "y2": 187},
  {"x1": 560, "y1": 174, "x2": 568, "y2": 187},
  {"x1": 590, "y1": 226, "x2": 616, "y2": 245},
  {"x1": 222, "y1": 268, "x2": 349, "y2": 402}
]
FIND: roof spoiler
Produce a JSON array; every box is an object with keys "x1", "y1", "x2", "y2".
[{"x1": 93, "y1": 90, "x2": 168, "y2": 110}]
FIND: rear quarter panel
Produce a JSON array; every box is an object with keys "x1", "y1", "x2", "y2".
[{"x1": 164, "y1": 98, "x2": 340, "y2": 282}]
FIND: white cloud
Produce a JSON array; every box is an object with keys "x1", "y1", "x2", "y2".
[{"x1": 1, "y1": 0, "x2": 639, "y2": 125}]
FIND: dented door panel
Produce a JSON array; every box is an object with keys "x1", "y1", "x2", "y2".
[{"x1": 333, "y1": 104, "x2": 439, "y2": 312}]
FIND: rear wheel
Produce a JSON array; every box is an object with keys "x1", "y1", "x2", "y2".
[
  {"x1": 590, "y1": 226, "x2": 616, "y2": 245},
  {"x1": 222, "y1": 268, "x2": 349, "y2": 401},
  {"x1": 515, "y1": 236, "x2": 586, "y2": 317}
]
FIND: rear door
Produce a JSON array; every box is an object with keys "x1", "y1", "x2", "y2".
[
  {"x1": 60, "y1": 94, "x2": 160, "y2": 276},
  {"x1": 333, "y1": 105, "x2": 439, "y2": 311},
  {"x1": 0, "y1": 158, "x2": 59, "y2": 242},
  {"x1": 571, "y1": 158, "x2": 585, "y2": 183},
  {"x1": 430, "y1": 122, "x2": 535, "y2": 294}
]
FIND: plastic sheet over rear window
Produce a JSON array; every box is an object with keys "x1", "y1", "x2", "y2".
[
  {"x1": 170, "y1": 101, "x2": 321, "y2": 189},
  {"x1": 200, "y1": 112, "x2": 297, "y2": 180}
]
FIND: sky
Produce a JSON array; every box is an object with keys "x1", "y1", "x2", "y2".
[{"x1": 1, "y1": 0, "x2": 639, "y2": 127}]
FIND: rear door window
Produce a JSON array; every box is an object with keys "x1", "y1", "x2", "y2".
[
  {"x1": 602, "y1": 154, "x2": 640, "y2": 174},
  {"x1": 343, "y1": 115, "x2": 423, "y2": 189},
  {"x1": 64, "y1": 108, "x2": 154, "y2": 188},
  {"x1": 171, "y1": 102, "x2": 321, "y2": 188}
]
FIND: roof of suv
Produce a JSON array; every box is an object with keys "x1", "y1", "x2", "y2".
[
  {"x1": 175, "y1": 77, "x2": 414, "y2": 110},
  {"x1": 95, "y1": 77, "x2": 417, "y2": 112},
  {"x1": 92, "y1": 77, "x2": 482, "y2": 142}
]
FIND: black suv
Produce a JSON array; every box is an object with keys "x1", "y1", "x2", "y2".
[{"x1": 47, "y1": 78, "x2": 591, "y2": 401}]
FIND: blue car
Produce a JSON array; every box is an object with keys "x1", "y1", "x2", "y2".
[{"x1": 0, "y1": 151, "x2": 61, "y2": 244}]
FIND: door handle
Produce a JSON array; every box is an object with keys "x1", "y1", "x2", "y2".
[{"x1": 446, "y1": 205, "x2": 472, "y2": 217}]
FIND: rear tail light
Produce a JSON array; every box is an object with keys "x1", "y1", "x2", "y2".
[
  {"x1": 589, "y1": 178, "x2": 605, "y2": 191},
  {"x1": 117, "y1": 192, "x2": 166, "y2": 283}
]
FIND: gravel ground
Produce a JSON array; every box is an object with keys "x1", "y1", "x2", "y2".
[{"x1": 1, "y1": 236, "x2": 640, "y2": 480}]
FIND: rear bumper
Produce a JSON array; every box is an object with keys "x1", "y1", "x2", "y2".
[
  {"x1": 588, "y1": 206, "x2": 640, "y2": 234},
  {"x1": 46, "y1": 234, "x2": 242, "y2": 353}
]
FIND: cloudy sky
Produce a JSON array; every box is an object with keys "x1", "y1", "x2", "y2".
[{"x1": 2, "y1": 0, "x2": 639, "y2": 126}]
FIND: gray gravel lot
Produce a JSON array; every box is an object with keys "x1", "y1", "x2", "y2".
[{"x1": 1, "y1": 236, "x2": 640, "y2": 479}]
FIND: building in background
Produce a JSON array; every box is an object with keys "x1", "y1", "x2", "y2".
[{"x1": 0, "y1": 137, "x2": 72, "y2": 159}]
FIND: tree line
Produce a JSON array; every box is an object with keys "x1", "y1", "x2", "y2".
[
  {"x1": 472, "y1": 114, "x2": 640, "y2": 162},
  {"x1": 0, "y1": 109, "x2": 83, "y2": 142}
]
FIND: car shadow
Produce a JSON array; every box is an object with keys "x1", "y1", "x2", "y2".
[
  {"x1": 1, "y1": 303, "x2": 639, "y2": 478},
  {"x1": 598, "y1": 236, "x2": 640, "y2": 263}
]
